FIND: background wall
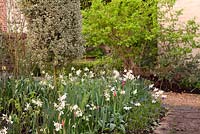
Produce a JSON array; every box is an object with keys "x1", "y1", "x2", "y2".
[
  {"x1": 0, "y1": 0, "x2": 7, "y2": 31},
  {"x1": 0, "y1": 0, "x2": 26, "y2": 32},
  {"x1": 174, "y1": 0, "x2": 200, "y2": 22},
  {"x1": 174, "y1": 0, "x2": 200, "y2": 55}
]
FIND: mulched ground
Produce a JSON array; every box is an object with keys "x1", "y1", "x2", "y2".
[{"x1": 153, "y1": 92, "x2": 200, "y2": 134}]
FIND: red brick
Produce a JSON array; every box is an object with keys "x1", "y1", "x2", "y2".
[{"x1": 0, "y1": 0, "x2": 7, "y2": 31}]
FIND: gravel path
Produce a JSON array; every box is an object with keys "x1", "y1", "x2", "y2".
[{"x1": 153, "y1": 92, "x2": 200, "y2": 134}]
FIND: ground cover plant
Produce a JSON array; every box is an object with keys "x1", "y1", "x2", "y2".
[{"x1": 0, "y1": 68, "x2": 164, "y2": 134}]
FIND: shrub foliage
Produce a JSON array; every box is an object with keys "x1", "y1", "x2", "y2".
[
  {"x1": 82, "y1": 0, "x2": 200, "y2": 91},
  {"x1": 18, "y1": 0, "x2": 85, "y2": 70},
  {"x1": 82, "y1": 0, "x2": 158, "y2": 70}
]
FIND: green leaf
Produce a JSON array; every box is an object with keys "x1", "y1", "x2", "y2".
[
  {"x1": 119, "y1": 124, "x2": 126, "y2": 134},
  {"x1": 109, "y1": 123, "x2": 116, "y2": 131}
]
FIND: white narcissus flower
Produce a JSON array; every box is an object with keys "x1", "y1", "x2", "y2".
[
  {"x1": 86, "y1": 104, "x2": 90, "y2": 108},
  {"x1": 106, "y1": 97, "x2": 110, "y2": 101},
  {"x1": 81, "y1": 78, "x2": 85, "y2": 82},
  {"x1": 0, "y1": 127, "x2": 8, "y2": 134},
  {"x1": 2, "y1": 66, "x2": 6, "y2": 71},
  {"x1": 69, "y1": 105, "x2": 83, "y2": 117},
  {"x1": 74, "y1": 110, "x2": 83, "y2": 117},
  {"x1": 110, "y1": 87, "x2": 115, "y2": 92},
  {"x1": 71, "y1": 67, "x2": 75, "y2": 71},
  {"x1": 89, "y1": 71, "x2": 94, "y2": 78},
  {"x1": 123, "y1": 71, "x2": 135, "y2": 80},
  {"x1": 2, "y1": 114, "x2": 13, "y2": 124},
  {"x1": 54, "y1": 103, "x2": 59, "y2": 109},
  {"x1": 41, "y1": 71, "x2": 45, "y2": 74},
  {"x1": 60, "y1": 101, "x2": 66, "y2": 109},
  {"x1": 123, "y1": 77, "x2": 128, "y2": 81},
  {"x1": 72, "y1": 124, "x2": 76, "y2": 128},
  {"x1": 8, "y1": 115, "x2": 13, "y2": 124},
  {"x1": 48, "y1": 84, "x2": 54, "y2": 89},
  {"x1": 59, "y1": 111, "x2": 64, "y2": 116},
  {"x1": 25, "y1": 103, "x2": 31, "y2": 111},
  {"x1": 89, "y1": 104, "x2": 97, "y2": 110},
  {"x1": 37, "y1": 100, "x2": 43, "y2": 107},
  {"x1": 58, "y1": 93, "x2": 67, "y2": 102},
  {"x1": 39, "y1": 80, "x2": 47, "y2": 86},
  {"x1": 152, "y1": 100, "x2": 157, "y2": 104},
  {"x1": 104, "y1": 91, "x2": 110, "y2": 101},
  {"x1": 149, "y1": 84, "x2": 154, "y2": 89},
  {"x1": 54, "y1": 101, "x2": 66, "y2": 112},
  {"x1": 53, "y1": 122, "x2": 62, "y2": 131},
  {"x1": 120, "y1": 90, "x2": 125, "y2": 95},
  {"x1": 152, "y1": 94, "x2": 159, "y2": 99},
  {"x1": 157, "y1": 90, "x2": 164, "y2": 95},
  {"x1": 123, "y1": 106, "x2": 132, "y2": 111},
  {"x1": 113, "y1": 70, "x2": 120, "y2": 79},
  {"x1": 61, "y1": 80, "x2": 66, "y2": 85},
  {"x1": 100, "y1": 71, "x2": 106, "y2": 75},
  {"x1": 154, "y1": 90, "x2": 164, "y2": 98},
  {"x1": 45, "y1": 73, "x2": 52, "y2": 80},
  {"x1": 84, "y1": 67, "x2": 89, "y2": 71},
  {"x1": 82, "y1": 116, "x2": 89, "y2": 121},
  {"x1": 68, "y1": 73, "x2": 73, "y2": 77},
  {"x1": 69, "y1": 77, "x2": 76, "y2": 82},
  {"x1": 54, "y1": 93, "x2": 67, "y2": 115},
  {"x1": 32, "y1": 99, "x2": 43, "y2": 107},
  {"x1": 31, "y1": 99, "x2": 37, "y2": 105},
  {"x1": 2, "y1": 114, "x2": 7, "y2": 120},
  {"x1": 76, "y1": 69, "x2": 82, "y2": 76},
  {"x1": 128, "y1": 70, "x2": 133, "y2": 74},
  {"x1": 71, "y1": 105, "x2": 78, "y2": 111},
  {"x1": 134, "y1": 102, "x2": 141, "y2": 107},
  {"x1": 133, "y1": 89, "x2": 137, "y2": 95},
  {"x1": 59, "y1": 75, "x2": 64, "y2": 79},
  {"x1": 83, "y1": 73, "x2": 87, "y2": 77},
  {"x1": 153, "y1": 88, "x2": 159, "y2": 92}
]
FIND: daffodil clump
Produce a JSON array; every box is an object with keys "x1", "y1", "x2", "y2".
[{"x1": 0, "y1": 68, "x2": 164, "y2": 134}]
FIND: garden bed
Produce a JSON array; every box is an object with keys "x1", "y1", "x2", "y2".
[{"x1": 0, "y1": 69, "x2": 165, "y2": 134}]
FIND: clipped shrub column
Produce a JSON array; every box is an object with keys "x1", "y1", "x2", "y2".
[{"x1": 19, "y1": 0, "x2": 85, "y2": 85}]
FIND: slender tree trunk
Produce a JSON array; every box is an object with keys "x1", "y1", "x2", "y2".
[{"x1": 53, "y1": 65, "x2": 57, "y2": 89}]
